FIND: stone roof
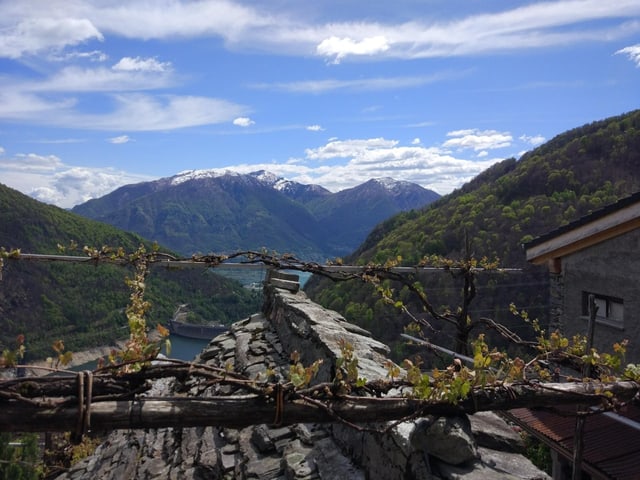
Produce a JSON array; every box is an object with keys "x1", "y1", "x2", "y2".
[{"x1": 56, "y1": 275, "x2": 549, "y2": 480}]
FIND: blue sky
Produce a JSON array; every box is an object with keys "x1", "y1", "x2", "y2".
[{"x1": 0, "y1": 0, "x2": 639, "y2": 208}]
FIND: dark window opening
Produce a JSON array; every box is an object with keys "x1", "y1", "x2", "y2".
[{"x1": 581, "y1": 292, "x2": 624, "y2": 328}]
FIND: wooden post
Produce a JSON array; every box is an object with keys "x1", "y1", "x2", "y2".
[{"x1": 571, "y1": 294, "x2": 598, "y2": 480}]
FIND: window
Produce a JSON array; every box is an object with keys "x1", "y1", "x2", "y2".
[{"x1": 582, "y1": 292, "x2": 624, "y2": 328}]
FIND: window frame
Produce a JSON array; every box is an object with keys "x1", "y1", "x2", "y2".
[{"x1": 581, "y1": 291, "x2": 624, "y2": 329}]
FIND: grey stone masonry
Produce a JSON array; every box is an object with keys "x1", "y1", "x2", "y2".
[{"x1": 56, "y1": 274, "x2": 549, "y2": 480}]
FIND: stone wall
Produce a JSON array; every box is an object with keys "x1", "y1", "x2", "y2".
[
  {"x1": 560, "y1": 228, "x2": 640, "y2": 362},
  {"x1": 57, "y1": 272, "x2": 549, "y2": 479}
]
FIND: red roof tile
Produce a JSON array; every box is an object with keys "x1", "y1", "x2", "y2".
[{"x1": 506, "y1": 405, "x2": 640, "y2": 480}]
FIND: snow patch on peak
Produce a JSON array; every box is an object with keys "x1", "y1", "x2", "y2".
[
  {"x1": 250, "y1": 170, "x2": 279, "y2": 184},
  {"x1": 170, "y1": 169, "x2": 238, "y2": 185},
  {"x1": 372, "y1": 177, "x2": 412, "y2": 192},
  {"x1": 249, "y1": 170, "x2": 293, "y2": 191}
]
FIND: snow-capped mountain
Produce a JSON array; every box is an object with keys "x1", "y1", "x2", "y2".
[{"x1": 72, "y1": 170, "x2": 439, "y2": 259}]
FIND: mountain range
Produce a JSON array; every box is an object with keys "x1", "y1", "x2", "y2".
[
  {"x1": 3, "y1": 109, "x2": 639, "y2": 362},
  {"x1": 71, "y1": 171, "x2": 440, "y2": 259}
]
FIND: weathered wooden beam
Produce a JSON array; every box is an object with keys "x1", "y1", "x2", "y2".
[
  {"x1": 10, "y1": 253, "x2": 521, "y2": 274},
  {"x1": 2, "y1": 381, "x2": 637, "y2": 433}
]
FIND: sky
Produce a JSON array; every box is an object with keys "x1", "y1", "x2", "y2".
[{"x1": 0, "y1": 1, "x2": 639, "y2": 208}]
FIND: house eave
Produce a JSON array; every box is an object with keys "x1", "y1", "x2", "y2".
[{"x1": 526, "y1": 202, "x2": 640, "y2": 266}]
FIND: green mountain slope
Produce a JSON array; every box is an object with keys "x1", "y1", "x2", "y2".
[
  {"x1": 307, "y1": 109, "x2": 640, "y2": 357},
  {"x1": 355, "y1": 110, "x2": 640, "y2": 266},
  {"x1": 0, "y1": 184, "x2": 261, "y2": 361}
]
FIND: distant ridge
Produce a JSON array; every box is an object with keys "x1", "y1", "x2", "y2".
[{"x1": 72, "y1": 171, "x2": 440, "y2": 259}]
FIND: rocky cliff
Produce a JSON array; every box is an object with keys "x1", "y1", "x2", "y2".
[{"x1": 56, "y1": 272, "x2": 548, "y2": 479}]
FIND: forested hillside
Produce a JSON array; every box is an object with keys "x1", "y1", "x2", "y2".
[
  {"x1": 0, "y1": 184, "x2": 261, "y2": 360},
  {"x1": 307, "y1": 109, "x2": 640, "y2": 359}
]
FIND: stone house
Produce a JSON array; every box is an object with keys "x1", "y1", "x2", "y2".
[
  {"x1": 524, "y1": 191, "x2": 640, "y2": 363},
  {"x1": 512, "y1": 191, "x2": 640, "y2": 479}
]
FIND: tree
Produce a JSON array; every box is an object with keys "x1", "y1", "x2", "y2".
[{"x1": 0, "y1": 433, "x2": 40, "y2": 480}]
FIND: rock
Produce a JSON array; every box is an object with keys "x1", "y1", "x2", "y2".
[
  {"x1": 433, "y1": 447, "x2": 551, "y2": 480},
  {"x1": 282, "y1": 440, "x2": 316, "y2": 479},
  {"x1": 469, "y1": 411, "x2": 524, "y2": 453},
  {"x1": 252, "y1": 425, "x2": 276, "y2": 453},
  {"x1": 477, "y1": 447, "x2": 551, "y2": 479},
  {"x1": 411, "y1": 416, "x2": 478, "y2": 465},
  {"x1": 306, "y1": 437, "x2": 365, "y2": 480}
]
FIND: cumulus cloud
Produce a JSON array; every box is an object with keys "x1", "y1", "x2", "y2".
[
  {"x1": 306, "y1": 125, "x2": 324, "y2": 132},
  {"x1": 108, "y1": 135, "x2": 130, "y2": 144},
  {"x1": 443, "y1": 129, "x2": 512, "y2": 152},
  {"x1": 233, "y1": 117, "x2": 255, "y2": 127},
  {"x1": 411, "y1": 138, "x2": 421, "y2": 145},
  {"x1": 519, "y1": 134, "x2": 546, "y2": 146},
  {"x1": 29, "y1": 167, "x2": 152, "y2": 207},
  {"x1": 112, "y1": 56, "x2": 172, "y2": 72},
  {"x1": 316, "y1": 36, "x2": 390, "y2": 63},
  {"x1": 225, "y1": 136, "x2": 502, "y2": 194},
  {"x1": 615, "y1": 44, "x2": 640, "y2": 67},
  {"x1": 305, "y1": 138, "x2": 399, "y2": 160},
  {"x1": 0, "y1": 150, "x2": 153, "y2": 208}
]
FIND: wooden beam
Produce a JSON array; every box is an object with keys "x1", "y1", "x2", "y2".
[{"x1": 2, "y1": 381, "x2": 637, "y2": 433}]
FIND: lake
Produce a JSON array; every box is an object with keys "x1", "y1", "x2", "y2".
[
  {"x1": 167, "y1": 334, "x2": 210, "y2": 361},
  {"x1": 73, "y1": 271, "x2": 313, "y2": 369}
]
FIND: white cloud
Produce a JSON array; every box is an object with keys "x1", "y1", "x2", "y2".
[
  {"x1": 112, "y1": 56, "x2": 172, "y2": 72},
  {"x1": 21, "y1": 65, "x2": 176, "y2": 92},
  {"x1": 411, "y1": 138, "x2": 421, "y2": 145},
  {"x1": 108, "y1": 135, "x2": 130, "y2": 144},
  {"x1": 305, "y1": 138, "x2": 399, "y2": 160},
  {"x1": 252, "y1": 72, "x2": 466, "y2": 93},
  {"x1": 0, "y1": 153, "x2": 64, "y2": 172},
  {"x1": 519, "y1": 134, "x2": 546, "y2": 146},
  {"x1": 0, "y1": 92, "x2": 248, "y2": 131},
  {"x1": 0, "y1": 151, "x2": 153, "y2": 208},
  {"x1": 443, "y1": 129, "x2": 512, "y2": 152},
  {"x1": 0, "y1": 16, "x2": 103, "y2": 59},
  {"x1": 2, "y1": 1, "x2": 639, "y2": 62},
  {"x1": 49, "y1": 49, "x2": 108, "y2": 62},
  {"x1": 615, "y1": 44, "x2": 640, "y2": 67},
  {"x1": 227, "y1": 136, "x2": 501, "y2": 195},
  {"x1": 233, "y1": 117, "x2": 255, "y2": 127},
  {"x1": 29, "y1": 167, "x2": 152, "y2": 207},
  {"x1": 306, "y1": 125, "x2": 324, "y2": 131},
  {"x1": 0, "y1": 146, "x2": 4, "y2": 155},
  {"x1": 0, "y1": 90, "x2": 77, "y2": 119},
  {"x1": 316, "y1": 36, "x2": 390, "y2": 63}
]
